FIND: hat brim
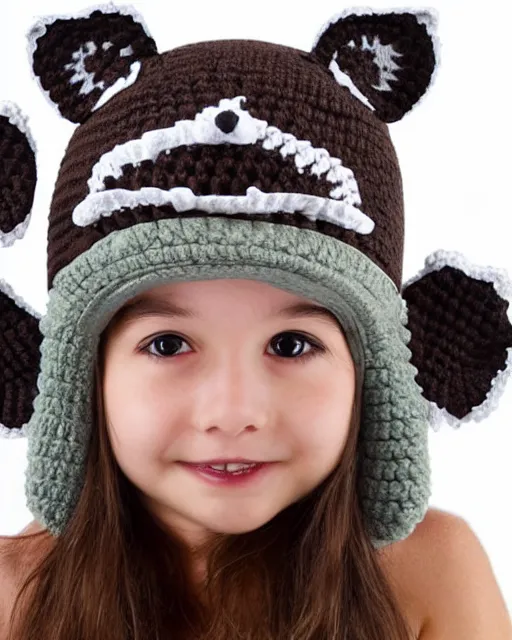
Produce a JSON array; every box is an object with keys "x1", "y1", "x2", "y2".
[{"x1": 26, "y1": 215, "x2": 430, "y2": 546}]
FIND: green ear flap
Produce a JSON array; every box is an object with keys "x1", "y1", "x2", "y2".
[
  {"x1": 27, "y1": 4, "x2": 158, "y2": 123},
  {"x1": 0, "y1": 102, "x2": 43, "y2": 438},
  {"x1": 402, "y1": 250, "x2": 512, "y2": 430},
  {"x1": 311, "y1": 7, "x2": 439, "y2": 122}
]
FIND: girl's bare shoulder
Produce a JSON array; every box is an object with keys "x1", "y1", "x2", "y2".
[
  {"x1": 2, "y1": 514, "x2": 510, "y2": 638},
  {"x1": 0, "y1": 522, "x2": 49, "y2": 591},
  {"x1": 0, "y1": 519, "x2": 47, "y2": 566},
  {"x1": 375, "y1": 509, "x2": 445, "y2": 638},
  {"x1": 378, "y1": 507, "x2": 512, "y2": 639},
  {"x1": 0, "y1": 520, "x2": 51, "y2": 636}
]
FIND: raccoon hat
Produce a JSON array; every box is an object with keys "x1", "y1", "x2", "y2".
[{"x1": 1, "y1": 4, "x2": 512, "y2": 547}]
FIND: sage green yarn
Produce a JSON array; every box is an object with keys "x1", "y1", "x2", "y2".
[{"x1": 25, "y1": 216, "x2": 430, "y2": 547}]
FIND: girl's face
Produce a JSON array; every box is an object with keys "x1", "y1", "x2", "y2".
[{"x1": 102, "y1": 279, "x2": 356, "y2": 549}]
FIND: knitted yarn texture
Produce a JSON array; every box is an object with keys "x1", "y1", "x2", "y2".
[{"x1": 1, "y1": 5, "x2": 511, "y2": 547}]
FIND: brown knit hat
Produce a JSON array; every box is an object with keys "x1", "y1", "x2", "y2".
[{"x1": 1, "y1": 4, "x2": 512, "y2": 547}]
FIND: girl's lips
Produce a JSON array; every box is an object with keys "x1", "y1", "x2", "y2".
[
  {"x1": 184, "y1": 460, "x2": 266, "y2": 465},
  {"x1": 178, "y1": 461, "x2": 276, "y2": 486}
]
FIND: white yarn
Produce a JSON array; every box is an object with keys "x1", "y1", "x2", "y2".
[
  {"x1": 428, "y1": 349, "x2": 512, "y2": 431},
  {"x1": 327, "y1": 33, "x2": 404, "y2": 111},
  {"x1": 0, "y1": 423, "x2": 28, "y2": 439},
  {"x1": 0, "y1": 278, "x2": 43, "y2": 320},
  {"x1": 310, "y1": 6, "x2": 441, "y2": 120},
  {"x1": 119, "y1": 45, "x2": 134, "y2": 58},
  {"x1": 64, "y1": 41, "x2": 106, "y2": 96},
  {"x1": 0, "y1": 100, "x2": 37, "y2": 154},
  {"x1": 402, "y1": 249, "x2": 512, "y2": 302},
  {"x1": 87, "y1": 96, "x2": 362, "y2": 205},
  {"x1": 329, "y1": 51, "x2": 375, "y2": 111},
  {"x1": 312, "y1": 6, "x2": 438, "y2": 51},
  {"x1": 0, "y1": 101, "x2": 36, "y2": 248},
  {"x1": 92, "y1": 61, "x2": 141, "y2": 112},
  {"x1": 0, "y1": 279, "x2": 40, "y2": 438},
  {"x1": 80, "y1": 95, "x2": 371, "y2": 232},
  {"x1": 26, "y1": 3, "x2": 154, "y2": 120},
  {"x1": 0, "y1": 104, "x2": 38, "y2": 438},
  {"x1": 403, "y1": 250, "x2": 512, "y2": 430},
  {"x1": 72, "y1": 185, "x2": 375, "y2": 235},
  {"x1": 0, "y1": 281, "x2": 40, "y2": 438},
  {"x1": 358, "y1": 35, "x2": 403, "y2": 92},
  {"x1": 0, "y1": 213, "x2": 32, "y2": 249}
]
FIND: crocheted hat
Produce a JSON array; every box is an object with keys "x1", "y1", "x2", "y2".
[{"x1": 2, "y1": 4, "x2": 512, "y2": 548}]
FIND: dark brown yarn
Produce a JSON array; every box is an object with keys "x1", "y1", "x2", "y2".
[
  {"x1": 46, "y1": 40, "x2": 404, "y2": 291},
  {"x1": 104, "y1": 143, "x2": 353, "y2": 198},
  {"x1": 0, "y1": 114, "x2": 37, "y2": 234},
  {"x1": 312, "y1": 12, "x2": 436, "y2": 122},
  {"x1": 403, "y1": 267, "x2": 512, "y2": 418},
  {"x1": 0, "y1": 293, "x2": 42, "y2": 430},
  {"x1": 32, "y1": 10, "x2": 158, "y2": 123}
]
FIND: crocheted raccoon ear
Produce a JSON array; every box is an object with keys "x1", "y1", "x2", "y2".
[
  {"x1": 401, "y1": 250, "x2": 512, "y2": 430},
  {"x1": 310, "y1": 7, "x2": 439, "y2": 122},
  {"x1": 0, "y1": 102, "x2": 43, "y2": 439},
  {"x1": 27, "y1": 4, "x2": 158, "y2": 124},
  {"x1": 0, "y1": 101, "x2": 37, "y2": 248}
]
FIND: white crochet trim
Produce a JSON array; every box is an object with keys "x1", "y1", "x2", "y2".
[
  {"x1": 0, "y1": 280, "x2": 40, "y2": 438},
  {"x1": 78, "y1": 95, "x2": 373, "y2": 233},
  {"x1": 402, "y1": 249, "x2": 512, "y2": 430},
  {"x1": 0, "y1": 100, "x2": 37, "y2": 154},
  {"x1": 355, "y1": 35, "x2": 403, "y2": 92},
  {"x1": 92, "y1": 61, "x2": 141, "y2": 111},
  {"x1": 0, "y1": 102, "x2": 36, "y2": 248},
  {"x1": 311, "y1": 6, "x2": 441, "y2": 120},
  {"x1": 0, "y1": 211, "x2": 32, "y2": 249},
  {"x1": 26, "y1": 3, "x2": 153, "y2": 120},
  {"x1": 427, "y1": 348, "x2": 512, "y2": 431},
  {"x1": 63, "y1": 40, "x2": 141, "y2": 113},
  {"x1": 64, "y1": 41, "x2": 106, "y2": 96},
  {"x1": 328, "y1": 34, "x2": 404, "y2": 111},
  {"x1": 402, "y1": 249, "x2": 512, "y2": 302},
  {"x1": 73, "y1": 185, "x2": 374, "y2": 234},
  {"x1": 329, "y1": 51, "x2": 375, "y2": 111},
  {"x1": 87, "y1": 96, "x2": 363, "y2": 202},
  {"x1": 0, "y1": 278, "x2": 43, "y2": 320},
  {"x1": 0, "y1": 423, "x2": 28, "y2": 439}
]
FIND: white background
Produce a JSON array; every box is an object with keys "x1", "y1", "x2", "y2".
[{"x1": 1, "y1": 0, "x2": 511, "y2": 615}]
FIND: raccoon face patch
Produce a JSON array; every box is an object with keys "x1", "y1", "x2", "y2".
[{"x1": 73, "y1": 95, "x2": 374, "y2": 235}]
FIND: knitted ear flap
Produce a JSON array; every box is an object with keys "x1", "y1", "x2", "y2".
[
  {"x1": 27, "y1": 3, "x2": 158, "y2": 123},
  {"x1": 310, "y1": 7, "x2": 439, "y2": 122},
  {"x1": 401, "y1": 250, "x2": 512, "y2": 430},
  {"x1": 0, "y1": 102, "x2": 43, "y2": 439}
]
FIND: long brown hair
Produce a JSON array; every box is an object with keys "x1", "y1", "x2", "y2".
[{"x1": 3, "y1": 314, "x2": 415, "y2": 639}]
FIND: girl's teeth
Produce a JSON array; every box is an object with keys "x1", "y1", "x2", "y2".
[{"x1": 209, "y1": 463, "x2": 257, "y2": 472}]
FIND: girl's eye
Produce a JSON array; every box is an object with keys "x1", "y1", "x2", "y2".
[{"x1": 140, "y1": 332, "x2": 325, "y2": 364}]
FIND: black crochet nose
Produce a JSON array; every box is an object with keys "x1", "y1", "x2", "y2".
[{"x1": 214, "y1": 110, "x2": 239, "y2": 133}]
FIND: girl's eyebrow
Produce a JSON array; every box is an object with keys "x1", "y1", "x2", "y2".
[{"x1": 114, "y1": 297, "x2": 341, "y2": 329}]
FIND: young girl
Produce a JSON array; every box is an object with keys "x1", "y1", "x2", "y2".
[{"x1": 1, "y1": 4, "x2": 511, "y2": 639}]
